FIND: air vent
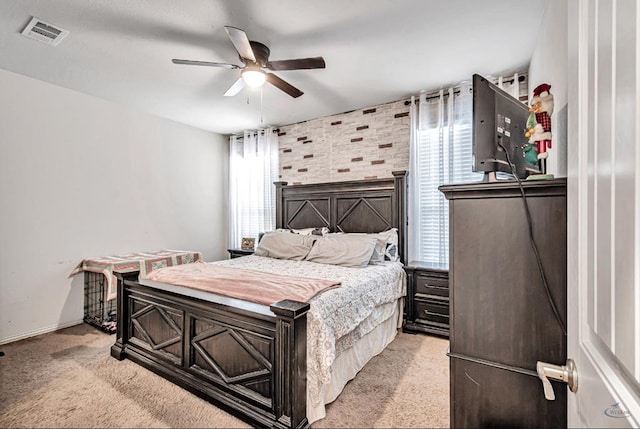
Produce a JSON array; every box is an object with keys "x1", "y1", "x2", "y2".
[{"x1": 21, "y1": 17, "x2": 69, "y2": 46}]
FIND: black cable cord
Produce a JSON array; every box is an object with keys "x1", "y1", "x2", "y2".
[{"x1": 497, "y1": 141, "x2": 568, "y2": 336}]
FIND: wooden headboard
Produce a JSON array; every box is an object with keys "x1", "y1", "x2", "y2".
[{"x1": 274, "y1": 170, "x2": 408, "y2": 264}]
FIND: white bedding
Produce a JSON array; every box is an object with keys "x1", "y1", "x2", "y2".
[
  {"x1": 140, "y1": 255, "x2": 406, "y2": 423},
  {"x1": 309, "y1": 300, "x2": 402, "y2": 422}
]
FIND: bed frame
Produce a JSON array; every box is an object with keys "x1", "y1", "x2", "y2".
[{"x1": 110, "y1": 171, "x2": 407, "y2": 429}]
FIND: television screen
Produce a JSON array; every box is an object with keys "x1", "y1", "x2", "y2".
[{"x1": 472, "y1": 74, "x2": 536, "y2": 180}]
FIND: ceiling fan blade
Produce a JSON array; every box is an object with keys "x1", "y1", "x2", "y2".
[
  {"x1": 224, "y1": 26, "x2": 256, "y2": 62},
  {"x1": 266, "y1": 73, "x2": 303, "y2": 98},
  {"x1": 172, "y1": 59, "x2": 240, "y2": 69},
  {"x1": 224, "y1": 77, "x2": 245, "y2": 97},
  {"x1": 266, "y1": 57, "x2": 326, "y2": 71}
]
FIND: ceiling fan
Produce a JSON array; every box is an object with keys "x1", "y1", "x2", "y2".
[{"x1": 172, "y1": 26, "x2": 325, "y2": 98}]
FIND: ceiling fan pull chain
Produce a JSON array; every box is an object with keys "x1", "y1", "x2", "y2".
[{"x1": 260, "y1": 87, "x2": 264, "y2": 123}]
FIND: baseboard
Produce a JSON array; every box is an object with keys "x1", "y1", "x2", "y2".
[{"x1": 0, "y1": 319, "x2": 84, "y2": 346}]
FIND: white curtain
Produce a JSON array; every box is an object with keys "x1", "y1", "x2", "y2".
[
  {"x1": 498, "y1": 72, "x2": 521, "y2": 99},
  {"x1": 228, "y1": 128, "x2": 279, "y2": 249},
  {"x1": 408, "y1": 83, "x2": 481, "y2": 265},
  {"x1": 408, "y1": 95, "x2": 420, "y2": 263}
]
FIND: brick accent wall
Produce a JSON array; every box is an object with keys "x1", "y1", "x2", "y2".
[{"x1": 277, "y1": 99, "x2": 410, "y2": 184}]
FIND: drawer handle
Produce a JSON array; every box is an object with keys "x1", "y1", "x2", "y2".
[
  {"x1": 420, "y1": 286, "x2": 448, "y2": 293},
  {"x1": 423, "y1": 309, "x2": 448, "y2": 317}
]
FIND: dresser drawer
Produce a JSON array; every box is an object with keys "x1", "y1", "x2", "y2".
[
  {"x1": 415, "y1": 299, "x2": 449, "y2": 326},
  {"x1": 415, "y1": 274, "x2": 449, "y2": 298}
]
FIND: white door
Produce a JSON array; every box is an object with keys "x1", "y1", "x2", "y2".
[{"x1": 567, "y1": 0, "x2": 640, "y2": 426}]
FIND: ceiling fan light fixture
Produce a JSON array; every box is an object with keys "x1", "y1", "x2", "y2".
[
  {"x1": 242, "y1": 68, "x2": 267, "y2": 88},
  {"x1": 173, "y1": 26, "x2": 320, "y2": 98}
]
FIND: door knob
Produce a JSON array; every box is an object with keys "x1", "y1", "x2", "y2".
[{"x1": 536, "y1": 358, "x2": 578, "y2": 400}]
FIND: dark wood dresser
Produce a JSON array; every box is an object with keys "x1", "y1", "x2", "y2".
[
  {"x1": 403, "y1": 262, "x2": 449, "y2": 337},
  {"x1": 440, "y1": 179, "x2": 567, "y2": 428}
]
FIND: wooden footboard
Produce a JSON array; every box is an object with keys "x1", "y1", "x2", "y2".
[{"x1": 110, "y1": 269, "x2": 310, "y2": 429}]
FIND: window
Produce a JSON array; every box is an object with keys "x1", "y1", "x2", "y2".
[
  {"x1": 409, "y1": 74, "x2": 526, "y2": 265},
  {"x1": 228, "y1": 129, "x2": 279, "y2": 249}
]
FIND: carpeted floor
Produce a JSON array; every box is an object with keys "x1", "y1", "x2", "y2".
[{"x1": 0, "y1": 324, "x2": 449, "y2": 428}]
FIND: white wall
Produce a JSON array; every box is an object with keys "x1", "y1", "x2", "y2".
[
  {"x1": 528, "y1": 0, "x2": 569, "y2": 177},
  {"x1": 0, "y1": 68, "x2": 229, "y2": 344}
]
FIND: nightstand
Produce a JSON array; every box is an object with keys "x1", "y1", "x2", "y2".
[
  {"x1": 403, "y1": 261, "x2": 449, "y2": 337},
  {"x1": 227, "y1": 248, "x2": 254, "y2": 259}
]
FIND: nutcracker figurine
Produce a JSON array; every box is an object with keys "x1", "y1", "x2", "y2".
[{"x1": 524, "y1": 83, "x2": 554, "y2": 175}]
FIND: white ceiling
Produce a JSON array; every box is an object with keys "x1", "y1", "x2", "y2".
[{"x1": 0, "y1": 0, "x2": 547, "y2": 135}]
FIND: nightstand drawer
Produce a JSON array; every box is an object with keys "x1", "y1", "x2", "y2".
[
  {"x1": 415, "y1": 299, "x2": 449, "y2": 326},
  {"x1": 415, "y1": 275, "x2": 448, "y2": 298},
  {"x1": 403, "y1": 263, "x2": 449, "y2": 337}
]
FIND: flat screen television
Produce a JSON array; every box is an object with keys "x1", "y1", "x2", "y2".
[{"x1": 472, "y1": 73, "x2": 538, "y2": 180}]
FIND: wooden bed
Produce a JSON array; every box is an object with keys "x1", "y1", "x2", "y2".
[{"x1": 110, "y1": 171, "x2": 407, "y2": 429}]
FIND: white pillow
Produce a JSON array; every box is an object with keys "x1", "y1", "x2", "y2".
[
  {"x1": 376, "y1": 228, "x2": 399, "y2": 262},
  {"x1": 255, "y1": 231, "x2": 317, "y2": 260},
  {"x1": 305, "y1": 234, "x2": 377, "y2": 268}
]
